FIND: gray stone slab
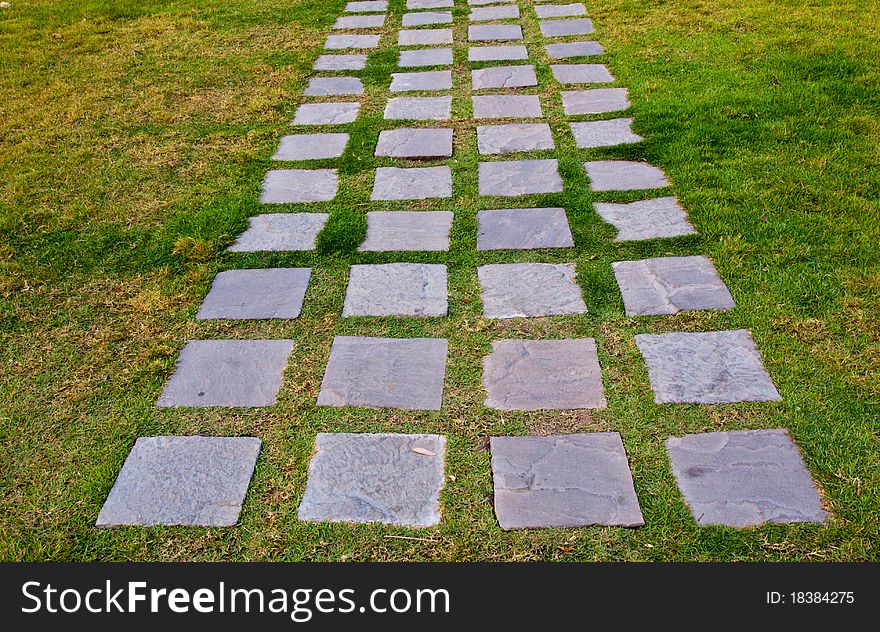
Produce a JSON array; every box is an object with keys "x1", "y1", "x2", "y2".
[
  {"x1": 375, "y1": 127, "x2": 453, "y2": 159},
  {"x1": 539, "y1": 18, "x2": 594, "y2": 37},
  {"x1": 667, "y1": 429, "x2": 826, "y2": 527},
  {"x1": 473, "y1": 95, "x2": 542, "y2": 119},
  {"x1": 636, "y1": 330, "x2": 782, "y2": 404},
  {"x1": 585, "y1": 160, "x2": 669, "y2": 191},
  {"x1": 260, "y1": 169, "x2": 338, "y2": 203},
  {"x1": 360, "y1": 211, "x2": 453, "y2": 251},
  {"x1": 472, "y1": 65, "x2": 538, "y2": 89},
  {"x1": 478, "y1": 159, "x2": 563, "y2": 196},
  {"x1": 478, "y1": 262, "x2": 587, "y2": 318},
  {"x1": 96, "y1": 437, "x2": 261, "y2": 527},
  {"x1": 399, "y1": 28, "x2": 453, "y2": 46},
  {"x1": 491, "y1": 434, "x2": 644, "y2": 529},
  {"x1": 408, "y1": 0, "x2": 453, "y2": 8},
  {"x1": 551, "y1": 63, "x2": 614, "y2": 84},
  {"x1": 613, "y1": 255, "x2": 735, "y2": 316},
  {"x1": 403, "y1": 11, "x2": 452, "y2": 26},
  {"x1": 535, "y1": 3, "x2": 586, "y2": 18},
  {"x1": 469, "y1": 0, "x2": 516, "y2": 4},
  {"x1": 334, "y1": 15, "x2": 385, "y2": 29},
  {"x1": 562, "y1": 88, "x2": 630, "y2": 114},
  {"x1": 272, "y1": 133, "x2": 349, "y2": 160},
  {"x1": 313, "y1": 54, "x2": 368, "y2": 71},
  {"x1": 470, "y1": 5, "x2": 519, "y2": 21},
  {"x1": 484, "y1": 339, "x2": 606, "y2": 410},
  {"x1": 571, "y1": 117, "x2": 642, "y2": 147},
  {"x1": 468, "y1": 24, "x2": 523, "y2": 41},
  {"x1": 384, "y1": 96, "x2": 452, "y2": 120},
  {"x1": 399, "y1": 47, "x2": 454, "y2": 67},
  {"x1": 390, "y1": 70, "x2": 453, "y2": 92},
  {"x1": 468, "y1": 44, "x2": 529, "y2": 62},
  {"x1": 196, "y1": 268, "x2": 312, "y2": 320},
  {"x1": 372, "y1": 166, "x2": 453, "y2": 200},
  {"x1": 595, "y1": 196, "x2": 697, "y2": 241},
  {"x1": 477, "y1": 123, "x2": 554, "y2": 154},
  {"x1": 303, "y1": 76, "x2": 363, "y2": 96},
  {"x1": 318, "y1": 336, "x2": 448, "y2": 410},
  {"x1": 345, "y1": 1, "x2": 388, "y2": 12},
  {"x1": 545, "y1": 41, "x2": 604, "y2": 59},
  {"x1": 324, "y1": 34, "x2": 381, "y2": 49},
  {"x1": 343, "y1": 263, "x2": 448, "y2": 317},
  {"x1": 292, "y1": 102, "x2": 360, "y2": 125},
  {"x1": 477, "y1": 207, "x2": 573, "y2": 250},
  {"x1": 298, "y1": 433, "x2": 446, "y2": 527},
  {"x1": 157, "y1": 340, "x2": 294, "y2": 407},
  {"x1": 228, "y1": 213, "x2": 329, "y2": 252}
]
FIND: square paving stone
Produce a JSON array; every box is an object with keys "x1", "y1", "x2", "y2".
[
  {"x1": 571, "y1": 117, "x2": 642, "y2": 147},
  {"x1": 595, "y1": 196, "x2": 697, "y2": 241},
  {"x1": 468, "y1": 44, "x2": 529, "y2": 62},
  {"x1": 562, "y1": 88, "x2": 630, "y2": 114},
  {"x1": 384, "y1": 96, "x2": 452, "y2": 120},
  {"x1": 313, "y1": 54, "x2": 367, "y2": 71},
  {"x1": 260, "y1": 169, "x2": 338, "y2": 203},
  {"x1": 472, "y1": 65, "x2": 538, "y2": 89},
  {"x1": 666, "y1": 429, "x2": 826, "y2": 527},
  {"x1": 400, "y1": 48, "x2": 454, "y2": 67},
  {"x1": 535, "y1": 3, "x2": 586, "y2": 18},
  {"x1": 478, "y1": 262, "x2": 587, "y2": 318},
  {"x1": 545, "y1": 41, "x2": 605, "y2": 58},
  {"x1": 483, "y1": 339, "x2": 606, "y2": 410},
  {"x1": 477, "y1": 207, "x2": 573, "y2": 250},
  {"x1": 612, "y1": 255, "x2": 735, "y2": 316},
  {"x1": 298, "y1": 433, "x2": 446, "y2": 527},
  {"x1": 317, "y1": 336, "x2": 448, "y2": 410},
  {"x1": 478, "y1": 159, "x2": 563, "y2": 196},
  {"x1": 228, "y1": 213, "x2": 329, "y2": 252},
  {"x1": 343, "y1": 263, "x2": 448, "y2": 317},
  {"x1": 470, "y1": 5, "x2": 519, "y2": 21},
  {"x1": 635, "y1": 330, "x2": 782, "y2": 404},
  {"x1": 272, "y1": 133, "x2": 349, "y2": 160},
  {"x1": 402, "y1": 11, "x2": 452, "y2": 26},
  {"x1": 360, "y1": 211, "x2": 453, "y2": 251},
  {"x1": 468, "y1": 24, "x2": 523, "y2": 41},
  {"x1": 408, "y1": 0, "x2": 453, "y2": 8},
  {"x1": 196, "y1": 268, "x2": 312, "y2": 320},
  {"x1": 292, "y1": 102, "x2": 360, "y2": 125},
  {"x1": 551, "y1": 63, "x2": 614, "y2": 84},
  {"x1": 477, "y1": 123, "x2": 554, "y2": 154},
  {"x1": 334, "y1": 15, "x2": 385, "y2": 29},
  {"x1": 96, "y1": 436, "x2": 262, "y2": 527},
  {"x1": 372, "y1": 166, "x2": 453, "y2": 199},
  {"x1": 303, "y1": 76, "x2": 364, "y2": 96},
  {"x1": 473, "y1": 95, "x2": 542, "y2": 118},
  {"x1": 469, "y1": 0, "x2": 515, "y2": 4},
  {"x1": 390, "y1": 70, "x2": 453, "y2": 91},
  {"x1": 539, "y1": 18, "x2": 594, "y2": 37},
  {"x1": 584, "y1": 160, "x2": 669, "y2": 191},
  {"x1": 157, "y1": 340, "x2": 294, "y2": 407},
  {"x1": 491, "y1": 434, "x2": 644, "y2": 529},
  {"x1": 375, "y1": 127, "x2": 453, "y2": 158},
  {"x1": 399, "y1": 28, "x2": 453, "y2": 46},
  {"x1": 345, "y1": 0, "x2": 388, "y2": 12},
  {"x1": 324, "y1": 34, "x2": 381, "y2": 49}
]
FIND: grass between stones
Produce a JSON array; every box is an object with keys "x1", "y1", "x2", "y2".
[{"x1": 1, "y1": 0, "x2": 878, "y2": 561}]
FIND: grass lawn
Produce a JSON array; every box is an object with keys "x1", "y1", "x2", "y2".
[{"x1": 1, "y1": 0, "x2": 878, "y2": 561}]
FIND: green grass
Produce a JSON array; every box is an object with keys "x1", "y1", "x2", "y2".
[{"x1": 1, "y1": 0, "x2": 878, "y2": 561}]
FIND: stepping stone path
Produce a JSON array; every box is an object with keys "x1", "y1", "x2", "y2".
[
  {"x1": 585, "y1": 160, "x2": 669, "y2": 190},
  {"x1": 478, "y1": 262, "x2": 587, "y2": 318},
  {"x1": 385, "y1": 95, "x2": 452, "y2": 120},
  {"x1": 228, "y1": 213, "x2": 328, "y2": 252},
  {"x1": 539, "y1": 18, "x2": 594, "y2": 37},
  {"x1": 399, "y1": 48, "x2": 453, "y2": 66},
  {"x1": 535, "y1": 3, "x2": 586, "y2": 18},
  {"x1": 399, "y1": 28, "x2": 453, "y2": 46},
  {"x1": 273, "y1": 133, "x2": 349, "y2": 160},
  {"x1": 468, "y1": 24, "x2": 523, "y2": 42},
  {"x1": 372, "y1": 166, "x2": 452, "y2": 199},
  {"x1": 468, "y1": 44, "x2": 529, "y2": 61},
  {"x1": 342, "y1": 263, "x2": 448, "y2": 317},
  {"x1": 292, "y1": 102, "x2": 360, "y2": 125},
  {"x1": 197, "y1": 268, "x2": 312, "y2": 320},
  {"x1": 561, "y1": 88, "x2": 630, "y2": 114},
  {"x1": 477, "y1": 123, "x2": 554, "y2": 154},
  {"x1": 360, "y1": 210, "x2": 453, "y2": 251},
  {"x1": 551, "y1": 63, "x2": 614, "y2": 84},
  {"x1": 391, "y1": 70, "x2": 453, "y2": 91},
  {"x1": 595, "y1": 197, "x2": 696, "y2": 240},
  {"x1": 473, "y1": 94, "x2": 542, "y2": 118},
  {"x1": 472, "y1": 64, "x2": 538, "y2": 89},
  {"x1": 477, "y1": 207, "x2": 573, "y2": 250},
  {"x1": 261, "y1": 169, "x2": 338, "y2": 203},
  {"x1": 470, "y1": 6, "x2": 519, "y2": 21},
  {"x1": 402, "y1": 11, "x2": 452, "y2": 26},
  {"x1": 314, "y1": 54, "x2": 367, "y2": 71},
  {"x1": 375, "y1": 127, "x2": 453, "y2": 158},
  {"x1": 546, "y1": 41, "x2": 604, "y2": 58},
  {"x1": 478, "y1": 159, "x2": 563, "y2": 195},
  {"x1": 570, "y1": 117, "x2": 642, "y2": 147},
  {"x1": 303, "y1": 76, "x2": 364, "y2": 95}
]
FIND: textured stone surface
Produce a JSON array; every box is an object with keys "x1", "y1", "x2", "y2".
[
  {"x1": 298, "y1": 433, "x2": 446, "y2": 527},
  {"x1": 477, "y1": 207, "x2": 573, "y2": 250},
  {"x1": 384, "y1": 96, "x2": 452, "y2": 120},
  {"x1": 470, "y1": 5, "x2": 519, "y2": 21},
  {"x1": 468, "y1": 24, "x2": 523, "y2": 41},
  {"x1": 472, "y1": 65, "x2": 538, "y2": 89},
  {"x1": 467, "y1": 44, "x2": 529, "y2": 62},
  {"x1": 343, "y1": 263, "x2": 448, "y2": 317},
  {"x1": 407, "y1": 0, "x2": 453, "y2": 8},
  {"x1": 390, "y1": 70, "x2": 453, "y2": 91},
  {"x1": 375, "y1": 127, "x2": 453, "y2": 158},
  {"x1": 260, "y1": 169, "x2": 338, "y2": 203},
  {"x1": 345, "y1": 0, "x2": 388, "y2": 12},
  {"x1": 334, "y1": 15, "x2": 385, "y2": 29},
  {"x1": 292, "y1": 102, "x2": 360, "y2": 125},
  {"x1": 535, "y1": 3, "x2": 585, "y2": 18},
  {"x1": 584, "y1": 160, "x2": 669, "y2": 191},
  {"x1": 372, "y1": 166, "x2": 453, "y2": 200},
  {"x1": 303, "y1": 76, "x2": 363, "y2": 96},
  {"x1": 667, "y1": 429, "x2": 827, "y2": 526},
  {"x1": 562, "y1": 88, "x2": 630, "y2": 114},
  {"x1": 360, "y1": 211, "x2": 453, "y2": 251},
  {"x1": 402, "y1": 11, "x2": 452, "y2": 26},
  {"x1": 478, "y1": 263, "x2": 587, "y2": 318},
  {"x1": 473, "y1": 95, "x2": 542, "y2": 119},
  {"x1": 636, "y1": 330, "x2": 782, "y2": 404},
  {"x1": 318, "y1": 336, "x2": 448, "y2": 410},
  {"x1": 491, "y1": 434, "x2": 644, "y2": 529},
  {"x1": 399, "y1": 47, "x2": 453, "y2": 67},
  {"x1": 196, "y1": 268, "x2": 312, "y2": 320},
  {"x1": 96, "y1": 437, "x2": 262, "y2": 527},
  {"x1": 478, "y1": 159, "x2": 563, "y2": 196},
  {"x1": 313, "y1": 54, "x2": 367, "y2": 71},
  {"x1": 469, "y1": 0, "x2": 515, "y2": 4},
  {"x1": 545, "y1": 41, "x2": 605, "y2": 58},
  {"x1": 399, "y1": 28, "x2": 453, "y2": 46},
  {"x1": 613, "y1": 255, "x2": 735, "y2": 316},
  {"x1": 324, "y1": 34, "x2": 381, "y2": 49},
  {"x1": 228, "y1": 213, "x2": 329, "y2": 252},
  {"x1": 157, "y1": 340, "x2": 294, "y2": 407},
  {"x1": 483, "y1": 339, "x2": 606, "y2": 410},
  {"x1": 272, "y1": 133, "x2": 349, "y2": 160},
  {"x1": 539, "y1": 18, "x2": 594, "y2": 37},
  {"x1": 477, "y1": 123, "x2": 554, "y2": 154},
  {"x1": 571, "y1": 118, "x2": 642, "y2": 147},
  {"x1": 595, "y1": 196, "x2": 697, "y2": 241},
  {"x1": 551, "y1": 63, "x2": 614, "y2": 84}
]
